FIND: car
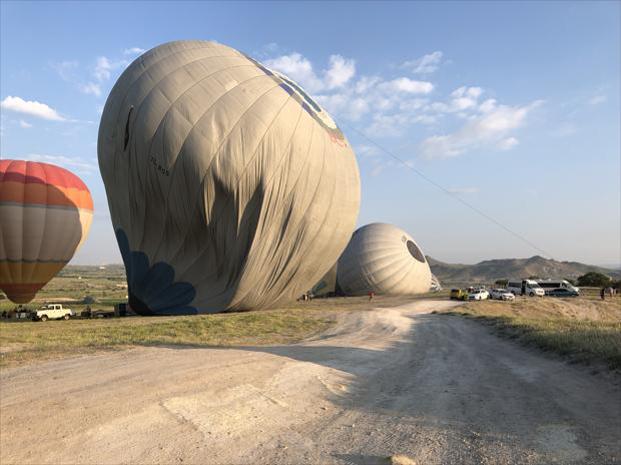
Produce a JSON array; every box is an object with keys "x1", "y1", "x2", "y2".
[
  {"x1": 450, "y1": 288, "x2": 469, "y2": 300},
  {"x1": 545, "y1": 287, "x2": 579, "y2": 297},
  {"x1": 33, "y1": 304, "x2": 74, "y2": 321},
  {"x1": 468, "y1": 289, "x2": 489, "y2": 300},
  {"x1": 489, "y1": 288, "x2": 515, "y2": 301}
]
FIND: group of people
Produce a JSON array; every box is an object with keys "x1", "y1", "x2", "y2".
[
  {"x1": 600, "y1": 286, "x2": 616, "y2": 300},
  {"x1": 1, "y1": 304, "x2": 30, "y2": 319}
]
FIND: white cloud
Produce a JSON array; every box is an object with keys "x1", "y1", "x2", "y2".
[
  {"x1": 497, "y1": 136, "x2": 519, "y2": 150},
  {"x1": 13, "y1": 153, "x2": 97, "y2": 174},
  {"x1": 265, "y1": 53, "x2": 323, "y2": 92},
  {"x1": 479, "y1": 98, "x2": 497, "y2": 113},
  {"x1": 401, "y1": 51, "x2": 443, "y2": 75},
  {"x1": 370, "y1": 164, "x2": 384, "y2": 177},
  {"x1": 447, "y1": 187, "x2": 480, "y2": 194},
  {"x1": 264, "y1": 52, "x2": 356, "y2": 93},
  {"x1": 52, "y1": 60, "x2": 79, "y2": 82},
  {"x1": 588, "y1": 95, "x2": 606, "y2": 105},
  {"x1": 324, "y1": 55, "x2": 356, "y2": 89},
  {"x1": 420, "y1": 100, "x2": 543, "y2": 159},
  {"x1": 94, "y1": 56, "x2": 113, "y2": 81},
  {"x1": 367, "y1": 112, "x2": 412, "y2": 137},
  {"x1": 1, "y1": 96, "x2": 65, "y2": 121},
  {"x1": 355, "y1": 144, "x2": 381, "y2": 158},
  {"x1": 84, "y1": 56, "x2": 129, "y2": 96},
  {"x1": 53, "y1": 54, "x2": 129, "y2": 99},
  {"x1": 19, "y1": 120, "x2": 32, "y2": 128},
  {"x1": 266, "y1": 52, "x2": 433, "y2": 129},
  {"x1": 123, "y1": 47, "x2": 145, "y2": 55},
  {"x1": 80, "y1": 82, "x2": 101, "y2": 97},
  {"x1": 264, "y1": 51, "x2": 542, "y2": 158},
  {"x1": 379, "y1": 78, "x2": 433, "y2": 94}
]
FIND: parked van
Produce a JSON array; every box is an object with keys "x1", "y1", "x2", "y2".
[
  {"x1": 536, "y1": 279, "x2": 580, "y2": 294},
  {"x1": 506, "y1": 279, "x2": 545, "y2": 297}
]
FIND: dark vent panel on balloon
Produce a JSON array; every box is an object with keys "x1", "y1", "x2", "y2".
[
  {"x1": 406, "y1": 240, "x2": 425, "y2": 263},
  {"x1": 123, "y1": 107, "x2": 133, "y2": 151}
]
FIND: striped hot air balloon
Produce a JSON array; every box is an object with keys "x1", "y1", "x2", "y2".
[{"x1": 0, "y1": 160, "x2": 93, "y2": 303}]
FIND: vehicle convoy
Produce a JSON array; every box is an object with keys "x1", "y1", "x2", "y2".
[
  {"x1": 546, "y1": 288, "x2": 579, "y2": 297},
  {"x1": 33, "y1": 304, "x2": 74, "y2": 321},
  {"x1": 506, "y1": 279, "x2": 545, "y2": 297},
  {"x1": 490, "y1": 288, "x2": 515, "y2": 301}
]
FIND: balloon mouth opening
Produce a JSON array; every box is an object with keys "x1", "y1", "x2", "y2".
[
  {"x1": 406, "y1": 240, "x2": 426, "y2": 263},
  {"x1": 1, "y1": 284, "x2": 42, "y2": 304}
]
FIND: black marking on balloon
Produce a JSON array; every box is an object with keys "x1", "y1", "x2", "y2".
[
  {"x1": 149, "y1": 155, "x2": 170, "y2": 176},
  {"x1": 116, "y1": 229, "x2": 197, "y2": 315},
  {"x1": 123, "y1": 106, "x2": 133, "y2": 151},
  {"x1": 406, "y1": 240, "x2": 426, "y2": 263}
]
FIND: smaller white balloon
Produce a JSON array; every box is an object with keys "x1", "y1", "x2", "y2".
[{"x1": 337, "y1": 223, "x2": 432, "y2": 296}]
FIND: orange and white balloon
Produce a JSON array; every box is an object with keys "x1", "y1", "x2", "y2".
[{"x1": 0, "y1": 160, "x2": 93, "y2": 303}]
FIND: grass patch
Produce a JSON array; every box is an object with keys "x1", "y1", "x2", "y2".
[
  {"x1": 439, "y1": 297, "x2": 621, "y2": 370},
  {"x1": 0, "y1": 294, "x2": 425, "y2": 367},
  {"x1": 0, "y1": 309, "x2": 333, "y2": 367}
]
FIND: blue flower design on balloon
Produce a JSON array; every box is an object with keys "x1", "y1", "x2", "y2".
[{"x1": 115, "y1": 229, "x2": 197, "y2": 315}]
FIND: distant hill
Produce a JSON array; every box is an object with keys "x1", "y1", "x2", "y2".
[
  {"x1": 61, "y1": 258, "x2": 620, "y2": 288},
  {"x1": 428, "y1": 255, "x2": 621, "y2": 285}
]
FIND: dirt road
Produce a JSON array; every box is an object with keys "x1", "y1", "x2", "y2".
[{"x1": 1, "y1": 300, "x2": 619, "y2": 464}]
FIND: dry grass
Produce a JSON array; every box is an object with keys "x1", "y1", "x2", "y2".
[
  {"x1": 0, "y1": 309, "x2": 332, "y2": 367},
  {"x1": 437, "y1": 295, "x2": 621, "y2": 369},
  {"x1": 0, "y1": 294, "x2": 429, "y2": 367}
]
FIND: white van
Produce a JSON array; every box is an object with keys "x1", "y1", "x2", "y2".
[
  {"x1": 536, "y1": 279, "x2": 580, "y2": 293},
  {"x1": 506, "y1": 279, "x2": 545, "y2": 297}
]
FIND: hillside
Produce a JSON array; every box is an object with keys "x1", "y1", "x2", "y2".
[
  {"x1": 428, "y1": 255, "x2": 621, "y2": 285},
  {"x1": 58, "y1": 257, "x2": 620, "y2": 289}
]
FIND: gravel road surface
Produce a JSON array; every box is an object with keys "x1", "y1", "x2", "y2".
[{"x1": 1, "y1": 300, "x2": 619, "y2": 464}]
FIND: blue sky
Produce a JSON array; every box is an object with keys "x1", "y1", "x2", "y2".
[{"x1": 1, "y1": 1, "x2": 619, "y2": 266}]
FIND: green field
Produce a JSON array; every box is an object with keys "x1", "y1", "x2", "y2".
[{"x1": 0, "y1": 265, "x2": 128, "y2": 314}]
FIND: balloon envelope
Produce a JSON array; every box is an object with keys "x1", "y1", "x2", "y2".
[
  {"x1": 98, "y1": 40, "x2": 360, "y2": 314},
  {"x1": 337, "y1": 223, "x2": 432, "y2": 296},
  {"x1": 0, "y1": 160, "x2": 93, "y2": 303}
]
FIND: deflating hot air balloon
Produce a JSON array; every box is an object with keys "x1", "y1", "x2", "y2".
[
  {"x1": 98, "y1": 40, "x2": 360, "y2": 315},
  {"x1": 0, "y1": 160, "x2": 93, "y2": 303},
  {"x1": 337, "y1": 223, "x2": 432, "y2": 296}
]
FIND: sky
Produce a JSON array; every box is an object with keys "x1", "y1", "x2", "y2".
[{"x1": 1, "y1": 1, "x2": 619, "y2": 266}]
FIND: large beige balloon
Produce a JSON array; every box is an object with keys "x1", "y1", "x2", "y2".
[
  {"x1": 98, "y1": 40, "x2": 360, "y2": 314},
  {"x1": 337, "y1": 223, "x2": 432, "y2": 296}
]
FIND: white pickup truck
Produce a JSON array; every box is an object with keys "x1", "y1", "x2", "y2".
[{"x1": 33, "y1": 304, "x2": 75, "y2": 321}]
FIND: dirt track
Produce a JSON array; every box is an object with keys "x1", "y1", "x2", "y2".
[{"x1": 1, "y1": 300, "x2": 620, "y2": 465}]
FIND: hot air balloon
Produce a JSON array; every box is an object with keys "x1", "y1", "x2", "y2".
[
  {"x1": 337, "y1": 223, "x2": 432, "y2": 296},
  {"x1": 98, "y1": 40, "x2": 360, "y2": 315},
  {"x1": 0, "y1": 160, "x2": 93, "y2": 303}
]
